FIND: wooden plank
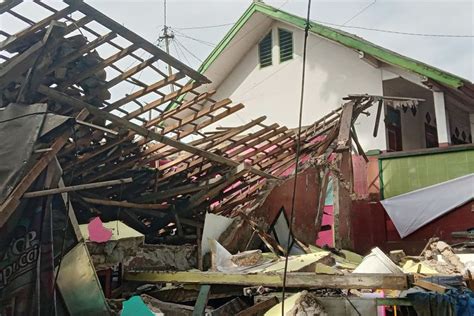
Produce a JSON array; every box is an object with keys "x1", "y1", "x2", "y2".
[
  {"x1": 105, "y1": 72, "x2": 185, "y2": 112},
  {"x1": 65, "y1": 0, "x2": 210, "y2": 83},
  {"x1": 146, "y1": 90, "x2": 216, "y2": 127},
  {"x1": 38, "y1": 86, "x2": 278, "y2": 180},
  {"x1": 102, "y1": 56, "x2": 159, "y2": 90},
  {"x1": 0, "y1": 2, "x2": 77, "y2": 51},
  {"x1": 80, "y1": 197, "x2": 170, "y2": 210},
  {"x1": 192, "y1": 285, "x2": 211, "y2": 316},
  {"x1": 236, "y1": 297, "x2": 279, "y2": 316},
  {"x1": 188, "y1": 163, "x2": 250, "y2": 208},
  {"x1": 0, "y1": 0, "x2": 22, "y2": 15},
  {"x1": 61, "y1": 44, "x2": 138, "y2": 87},
  {"x1": 351, "y1": 126, "x2": 368, "y2": 162},
  {"x1": 372, "y1": 99, "x2": 383, "y2": 137},
  {"x1": 124, "y1": 271, "x2": 409, "y2": 290},
  {"x1": 162, "y1": 98, "x2": 232, "y2": 134},
  {"x1": 122, "y1": 81, "x2": 200, "y2": 119},
  {"x1": 414, "y1": 279, "x2": 447, "y2": 294},
  {"x1": 333, "y1": 149, "x2": 353, "y2": 249},
  {"x1": 335, "y1": 101, "x2": 354, "y2": 151},
  {"x1": 22, "y1": 177, "x2": 133, "y2": 198}
]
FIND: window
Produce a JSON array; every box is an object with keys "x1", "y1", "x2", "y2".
[
  {"x1": 278, "y1": 28, "x2": 293, "y2": 62},
  {"x1": 258, "y1": 31, "x2": 272, "y2": 68}
]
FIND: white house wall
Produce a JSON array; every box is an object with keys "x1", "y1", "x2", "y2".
[
  {"x1": 209, "y1": 21, "x2": 387, "y2": 151},
  {"x1": 382, "y1": 77, "x2": 437, "y2": 150}
]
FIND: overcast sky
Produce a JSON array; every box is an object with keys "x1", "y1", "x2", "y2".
[{"x1": 85, "y1": 0, "x2": 474, "y2": 81}]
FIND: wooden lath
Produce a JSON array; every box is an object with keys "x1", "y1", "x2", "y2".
[{"x1": 1, "y1": 0, "x2": 400, "y2": 242}]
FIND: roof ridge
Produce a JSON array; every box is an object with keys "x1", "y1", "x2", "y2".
[{"x1": 200, "y1": 1, "x2": 470, "y2": 88}]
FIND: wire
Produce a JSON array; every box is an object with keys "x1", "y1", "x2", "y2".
[
  {"x1": 172, "y1": 38, "x2": 191, "y2": 66},
  {"x1": 343, "y1": 0, "x2": 377, "y2": 26},
  {"x1": 314, "y1": 19, "x2": 474, "y2": 38},
  {"x1": 281, "y1": 0, "x2": 311, "y2": 314},
  {"x1": 172, "y1": 29, "x2": 216, "y2": 48},
  {"x1": 174, "y1": 22, "x2": 235, "y2": 30},
  {"x1": 174, "y1": 38, "x2": 204, "y2": 63}
]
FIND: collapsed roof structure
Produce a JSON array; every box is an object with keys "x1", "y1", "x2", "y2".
[{"x1": 3, "y1": 1, "x2": 457, "y2": 315}]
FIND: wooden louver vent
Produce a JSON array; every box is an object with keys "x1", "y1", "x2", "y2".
[
  {"x1": 279, "y1": 28, "x2": 293, "y2": 62},
  {"x1": 259, "y1": 31, "x2": 272, "y2": 68}
]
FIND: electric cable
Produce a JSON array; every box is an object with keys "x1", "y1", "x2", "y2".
[
  {"x1": 280, "y1": 0, "x2": 311, "y2": 314},
  {"x1": 344, "y1": 0, "x2": 377, "y2": 25}
]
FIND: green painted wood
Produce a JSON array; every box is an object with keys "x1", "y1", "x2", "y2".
[
  {"x1": 192, "y1": 285, "x2": 211, "y2": 316},
  {"x1": 381, "y1": 148, "x2": 474, "y2": 198}
]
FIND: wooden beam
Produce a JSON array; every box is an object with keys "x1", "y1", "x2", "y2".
[
  {"x1": 335, "y1": 101, "x2": 354, "y2": 151},
  {"x1": 61, "y1": 44, "x2": 138, "y2": 87},
  {"x1": 22, "y1": 177, "x2": 133, "y2": 198},
  {"x1": 65, "y1": 0, "x2": 210, "y2": 83},
  {"x1": 373, "y1": 99, "x2": 383, "y2": 137},
  {"x1": 102, "y1": 56, "x2": 159, "y2": 90},
  {"x1": 124, "y1": 271, "x2": 409, "y2": 290},
  {"x1": 80, "y1": 197, "x2": 170, "y2": 210},
  {"x1": 105, "y1": 72, "x2": 186, "y2": 112},
  {"x1": 38, "y1": 86, "x2": 278, "y2": 180},
  {"x1": 192, "y1": 285, "x2": 211, "y2": 316},
  {"x1": 188, "y1": 163, "x2": 250, "y2": 208},
  {"x1": 413, "y1": 279, "x2": 447, "y2": 294},
  {"x1": 236, "y1": 297, "x2": 279, "y2": 316},
  {"x1": 46, "y1": 32, "x2": 117, "y2": 75},
  {"x1": 0, "y1": 2, "x2": 78, "y2": 51}
]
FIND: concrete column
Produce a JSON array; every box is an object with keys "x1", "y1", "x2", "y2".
[{"x1": 433, "y1": 91, "x2": 450, "y2": 146}]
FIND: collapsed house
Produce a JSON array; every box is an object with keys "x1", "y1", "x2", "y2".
[{"x1": 1, "y1": 1, "x2": 473, "y2": 315}]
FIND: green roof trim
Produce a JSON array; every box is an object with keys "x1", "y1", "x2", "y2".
[{"x1": 199, "y1": 2, "x2": 467, "y2": 89}]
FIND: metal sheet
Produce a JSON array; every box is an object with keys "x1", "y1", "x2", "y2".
[
  {"x1": 0, "y1": 103, "x2": 47, "y2": 203},
  {"x1": 57, "y1": 243, "x2": 110, "y2": 316}
]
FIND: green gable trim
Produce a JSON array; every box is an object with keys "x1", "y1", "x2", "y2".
[{"x1": 200, "y1": 2, "x2": 466, "y2": 89}]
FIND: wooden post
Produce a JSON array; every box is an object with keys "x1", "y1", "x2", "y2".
[
  {"x1": 192, "y1": 284, "x2": 211, "y2": 316},
  {"x1": 333, "y1": 102, "x2": 354, "y2": 250}
]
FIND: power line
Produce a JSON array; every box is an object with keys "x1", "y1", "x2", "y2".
[
  {"x1": 172, "y1": 29, "x2": 216, "y2": 47},
  {"x1": 314, "y1": 19, "x2": 474, "y2": 38},
  {"x1": 174, "y1": 22, "x2": 235, "y2": 30},
  {"x1": 281, "y1": 0, "x2": 311, "y2": 314},
  {"x1": 174, "y1": 38, "x2": 203, "y2": 63},
  {"x1": 343, "y1": 0, "x2": 377, "y2": 26}
]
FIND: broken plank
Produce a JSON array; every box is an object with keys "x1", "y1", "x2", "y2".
[
  {"x1": 81, "y1": 197, "x2": 169, "y2": 210},
  {"x1": 65, "y1": 0, "x2": 210, "y2": 83},
  {"x1": 22, "y1": 178, "x2": 133, "y2": 198},
  {"x1": 124, "y1": 271, "x2": 409, "y2": 290},
  {"x1": 335, "y1": 101, "x2": 354, "y2": 151},
  {"x1": 413, "y1": 279, "x2": 448, "y2": 294},
  {"x1": 38, "y1": 86, "x2": 278, "y2": 180},
  {"x1": 236, "y1": 297, "x2": 279, "y2": 316}
]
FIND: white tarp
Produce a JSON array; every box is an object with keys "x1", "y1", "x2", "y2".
[{"x1": 381, "y1": 173, "x2": 474, "y2": 238}]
